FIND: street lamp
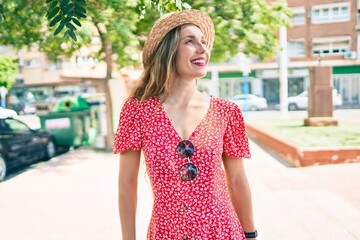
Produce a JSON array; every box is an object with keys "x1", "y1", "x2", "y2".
[
  {"x1": 0, "y1": 86, "x2": 8, "y2": 108},
  {"x1": 279, "y1": 25, "x2": 289, "y2": 118},
  {"x1": 240, "y1": 63, "x2": 251, "y2": 113}
]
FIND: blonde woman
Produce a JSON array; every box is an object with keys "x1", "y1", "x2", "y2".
[{"x1": 114, "y1": 9, "x2": 257, "y2": 240}]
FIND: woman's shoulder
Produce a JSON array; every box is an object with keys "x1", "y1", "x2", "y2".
[
  {"x1": 121, "y1": 96, "x2": 160, "y2": 117},
  {"x1": 212, "y1": 96, "x2": 239, "y2": 111},
  {"x1": 124, "y1": 96, "x2": 159, "y2": 108}
]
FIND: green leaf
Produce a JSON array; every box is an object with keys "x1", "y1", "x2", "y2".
[
  {"x1": 74, "y1": 3, "x2": 86, "y2": 14},
  {"x1": 67, "y1": 11, "x2": 73, "y2": 18},
  {"x1": 54, "y1": 23, "x2": 65, "y2": 35},
  {"x1": 74, "y1": 10, "x2": 86, "y2": 18},
  {"x1": 63, "y1": 4, "x2": 74, "y2": 15},
  {"x1": 66, "y1": 22, "x2": 77, "y2": 31},
  {"x1": 49, "y1": 14, "x2": 62, "y2": 27},
  {"x1": 67, "y1": 29, "x2": 77, "y2": 41},
  {"x1": 48, "y1": 7, "x2": 60, "y2": 19},
  {"x1": 46, "y1": 0, "x2": 53, "y2": 3},
  {"x1": 60, "y1": 17, "x2": 71, "y2": 24},
  {"x1": 60, "y1": 0, "x2": 70, "y2": 8},
  {"x1": 72, "y1": 18, "x2": 81, "y2": 27},
  {"x1": 75, "y1": 0, "x2": 86, "y2": 3},
  {"x1": 49, "y1": 1, "x2": 58, "y2": 12}
]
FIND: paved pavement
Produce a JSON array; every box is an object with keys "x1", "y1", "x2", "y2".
[{"x1": 1, "y1": 140, "x2": 360, "y2": 240}]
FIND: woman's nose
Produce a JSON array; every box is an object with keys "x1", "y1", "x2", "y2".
[{"x1": 196, "y1": 43, "x2": 208, "y2": 53}]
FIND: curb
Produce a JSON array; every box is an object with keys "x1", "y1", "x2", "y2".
[{"x1": 246, "y1": 123, "x2": 360, "y2": 167}]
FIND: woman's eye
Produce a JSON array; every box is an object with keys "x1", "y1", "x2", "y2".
[{"x1": 186, "y1": 40, "x2": 194, "y2": 44}]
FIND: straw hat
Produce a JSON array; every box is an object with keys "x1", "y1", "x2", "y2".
[{"x1": 142, "y1": 9, "x2": 215, "y2": 67}]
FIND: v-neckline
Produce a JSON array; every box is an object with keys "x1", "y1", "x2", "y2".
[{"x1": 157, "y1": 95, "x2": 213, "y2": 141}]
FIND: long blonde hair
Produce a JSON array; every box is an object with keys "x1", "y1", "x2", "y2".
[{"x1": 130, "y1": 26, "x2": 182, "y2": 102}]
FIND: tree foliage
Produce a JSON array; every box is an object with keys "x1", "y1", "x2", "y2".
[
  {"x1": 186, "y1": 0, "x2": 292, "y2": 61},
  {"x1": 0, "y1": 0, "x2": 291, "y2": 149},
  {"x1": 0, "y1": 0, "x2": 291, "y2": 64},
  {"x1": 0, "y1": 56, "x2": 18, "y2": 89}
]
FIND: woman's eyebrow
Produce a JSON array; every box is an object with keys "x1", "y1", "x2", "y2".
[{"x1": 181, "y1": 35, "x2": 205, "y2": 40}]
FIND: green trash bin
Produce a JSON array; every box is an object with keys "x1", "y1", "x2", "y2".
[{"x1": 39, "y1": 97, "x2": 91, "y2": 148}]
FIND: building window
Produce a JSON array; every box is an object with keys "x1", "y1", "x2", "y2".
[
  {"x1": 287, "y1": 40, "x2": 305, "y2": 57},
  {"x1": 291, "y1": 7, "x2": 306, "y2": 25},
  {"x1": 23, "y1": 58, "x2": 41, "y2": 68},
  {"x1": 312, "y1": 36, "x2": 351, "y2": 56},
  {"x1": 76, "y1": 56, "x2": 98, "y2": 67},
  {"x1": 312, "y1": 2, "x2": 350, "y2": 23},
  {"x1": 46, "y1": 58, "x2": 63, "y2": 71}
]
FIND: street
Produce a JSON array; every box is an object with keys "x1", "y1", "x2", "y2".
[{"x1": 1, "y1": 139, "x2": 360, "y2": 240}]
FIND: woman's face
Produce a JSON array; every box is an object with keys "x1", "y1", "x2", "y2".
[{"x1": 175, "y1": 24, "x2": 210, "y2": 80}]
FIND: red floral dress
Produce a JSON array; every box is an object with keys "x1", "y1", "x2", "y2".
[{"x1": 113, "y1": 96, "x2": 251, "y2": 240}]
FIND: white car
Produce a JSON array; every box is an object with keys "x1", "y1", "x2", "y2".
[
  {"x1": 230, "y1": 94, "x2": 268, "y2": 111},
  {"x1": 288, "y1": 89, "x2": 343, "y2": 110},
  {"x1": 0, "y1": 107, "x2": 18, "y2": 119}
]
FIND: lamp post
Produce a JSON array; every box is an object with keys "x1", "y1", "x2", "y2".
[
  {"x1": 0, "y1": 86, "x2": 8, "y2": 108},
  {"x1": 240, "y1": 59, "x2": 251, "y2": 114},
  {"x1": 210, "y1": 69, "x2": 219, "y2": 97},
  {"x1": 279, "y1": 25, "x2": 289, "y2": 118}
]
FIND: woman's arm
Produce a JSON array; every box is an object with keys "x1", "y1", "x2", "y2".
[
  {"x1": 118, "y1": 149, "x2": 141, "y2": 240},
  {"x1": 223, "y1": 155, "x2": 257, "y2": 239}
]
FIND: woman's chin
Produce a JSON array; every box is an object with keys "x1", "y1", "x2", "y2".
[{"x1": 194, "y1": 70, "x2": 208, "y2": 79}]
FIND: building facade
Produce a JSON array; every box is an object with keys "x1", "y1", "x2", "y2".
[
  {"x1": 256, "y1": 0, "x2": 360, "y2": 105},
  {"x1": 205, "y1": 0, "x2": 360, "y2": 107},
  {"x1": 2, "y1": 1, "x2": 359, "y2": 109}
]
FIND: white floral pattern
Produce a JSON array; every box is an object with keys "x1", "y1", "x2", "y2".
[{"x1": 114, "y1": 96, "x2": 251, "y2": 240}]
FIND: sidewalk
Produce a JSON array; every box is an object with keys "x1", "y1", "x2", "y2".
[
  {"x1": 0, "y1": 140, "x2": 359, "y2": 239},
  {"x1": 247, "y1": 140, "x2": 360, "y2": 240}
]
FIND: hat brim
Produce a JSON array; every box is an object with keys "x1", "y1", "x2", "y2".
[{"x1": 142, "y1": 9, "x2": 215, "y2": 66}]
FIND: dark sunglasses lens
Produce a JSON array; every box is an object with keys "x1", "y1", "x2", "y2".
[
  {"x1": 176, "y1": 140, "x2": 194, "y2": 158},
  {"x1": 179, "y1": 163, "x2": 198, "y2": 181}
]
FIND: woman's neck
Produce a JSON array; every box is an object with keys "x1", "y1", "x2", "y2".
[{"x1": 165, "y1": 77, "x2": 199, "y2": 105}]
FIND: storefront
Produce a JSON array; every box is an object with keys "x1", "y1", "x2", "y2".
[{"x1": 333, "y1": 65, "x2": 360, "y2": 105}]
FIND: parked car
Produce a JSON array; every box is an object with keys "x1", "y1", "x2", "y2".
[
  {"x1": 288, "y1": 89, "x2": 343, "y2": 110},
  {"x1": 230, "y1": 94, "x2": 268, "y2": 111},
  {"x1": 0, "y1": 107, "x2": 18, "y2": 118},
  {"x1": 0, "y1": 117, "x2": 57, "y2": 181}
]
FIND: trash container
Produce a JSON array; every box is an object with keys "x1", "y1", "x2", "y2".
[{"x1": 39, "y1": 97, "x2": 91, "y2": 148}]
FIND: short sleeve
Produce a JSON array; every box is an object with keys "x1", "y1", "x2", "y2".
[
  {"x1": 113, "y1": 97, "x2": 142, "y2": 154},
  {"x1": 223, "y1": 104, "x2": 251, "y2": 158}
]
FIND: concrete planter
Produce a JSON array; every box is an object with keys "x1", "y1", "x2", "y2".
[{"x1": 246, "y1": 123, "x2": 360, "y2": 167}]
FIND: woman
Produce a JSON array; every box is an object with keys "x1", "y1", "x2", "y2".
[{"x1": 114, "y1": 9, "x2": 257, "y2": 240}]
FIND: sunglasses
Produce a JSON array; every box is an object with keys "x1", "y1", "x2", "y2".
[{"x1": 176, "y1": 140, "x2": 198, "y2": 181}]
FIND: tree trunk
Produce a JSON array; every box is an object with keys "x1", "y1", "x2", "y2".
[
  {"x1": 96, "y1": 21, "x2": 115, "y2": 151},
  {"x1": 103, "y1": 38, "x2": 114, "y2": 151},
  {"x1": 103, "y1": 78, "x2": 114, "y2": 151}
]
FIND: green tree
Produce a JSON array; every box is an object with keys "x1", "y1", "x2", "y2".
[
  {"x1": 0, "y1": 0, "x2": 186, "y2": 150},
  {"x1": 0, "y1": 56, "x2": 18, "y2": 89},
  {"x1": 0, "y1": 0, "x2": 140, "y2": 149},
  {"x1": 185, "y1": 0, "x2": 292, "y2": 62},
  {"x1": 0, "y1": 0, "x2": 291, "y2": 149}
]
